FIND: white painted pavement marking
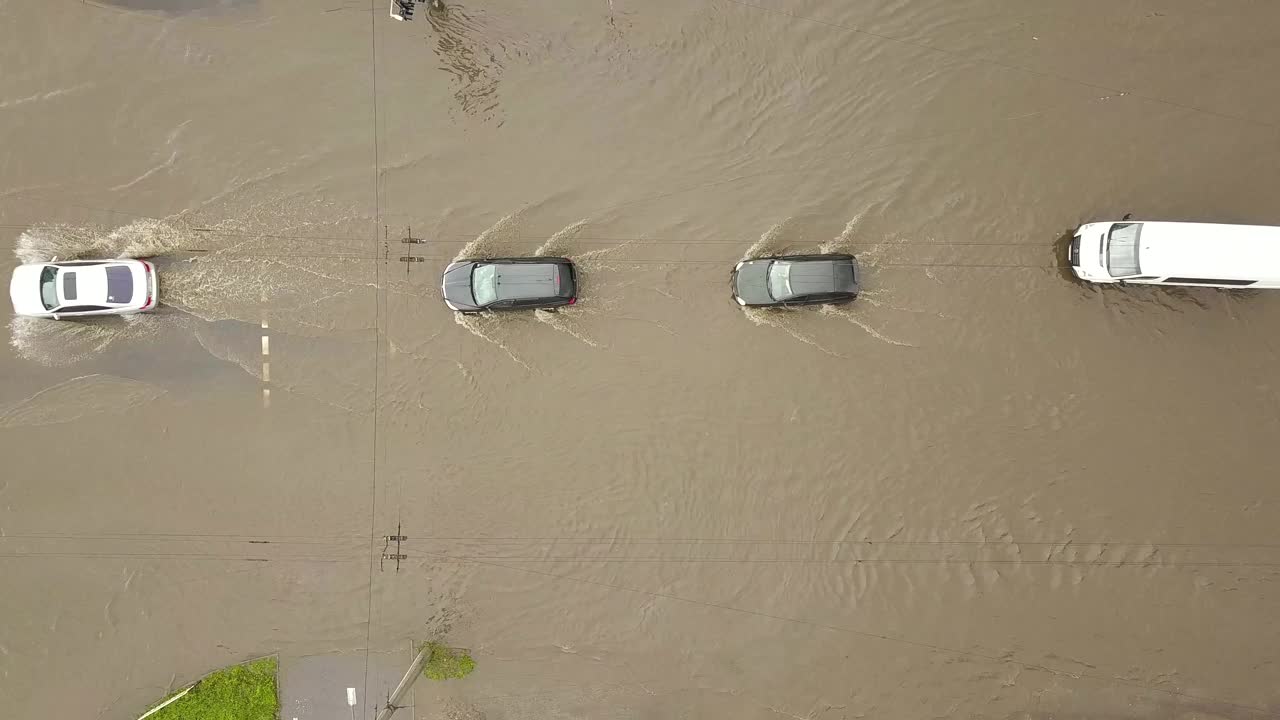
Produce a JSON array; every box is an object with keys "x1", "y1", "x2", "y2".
[
  {"x1": 135, "y1": 687, "x2": 191, "y2": 720},
  {"x1": 261, "y1": 315, "x2": 271, "y2": 408}
]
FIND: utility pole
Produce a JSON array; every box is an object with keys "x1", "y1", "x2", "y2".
[{"x1": 372, "y1": 644, "x2": 431, "y2": 720}]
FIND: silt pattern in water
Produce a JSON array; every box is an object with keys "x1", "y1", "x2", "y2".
[
  {"x1": 453, "y1": 311, "x2": 531, "y2": 371},
  {"x1": 0, "y1": 374, "x2": 165, "y2": 428}
]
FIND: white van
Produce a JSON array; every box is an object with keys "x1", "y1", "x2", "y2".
[{"x1": 1070, "y1": 220, "x2": 1280, "y2": 288}]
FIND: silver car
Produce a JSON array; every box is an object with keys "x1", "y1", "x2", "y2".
[
  {"x1": 441, "y1": 257, "x2": 578, "y2": 314},
  {"x1": 731, "y1": 254, "x2": 858, "y2": 307}
]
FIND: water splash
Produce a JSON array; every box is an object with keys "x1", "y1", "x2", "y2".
[
  {"x1": 742, "y1": 307, "x2": 843, "y2": 357},
  {"x1": 818, "y1": 304, "x2": 914, "y2": 347},
  {"x1": 819, "y1": 213, "x2": 864, "y2": 254},
  {"x1": 153, "y1": 207, "x2": 379, "y2": 334},
  {"x1": 570, "y1": 237, "x2": 636, "y2": 277},
  {"x1": 453, "y1": 312, "x2": 531, "y2": 370},
  {"x1": 10, "y1": 207, "x2": 378, "y2": 367},
  {"x1": 8, "y1": 314, "x2": 164, "y2": 367},
  {"x1": 454, "y1": 212, "x2": 522, "y2": 262},
  {"x1": 14, "y1": 218, "x2": 196, "y2": 264},
  {"x1": 847, "y1": 230, "x2": 904, "y2": 269},
  {"x1": 161, "y1": 254, "x2": 378, "y2": 333},
  {"x1": 534, "y1": 308, "x2": 600, "y2": 348},
  {"x1": 743, "y1": 220, "x2": 792, "y2": 260},
  {"x1": 0, "y1": 374, "x2": 166, "y2": 429},
  {"x1": 573, "y1": 238, "x2": 634, "y2": 263},
  {"x1": 858, "y1": 289, "x2": 952, "y2": 319},
  {"x1": 534, "y1": 220, "x2": 588, "y2": 257}
]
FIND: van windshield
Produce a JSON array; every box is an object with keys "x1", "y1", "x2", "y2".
[{"x1": 1106, "y1": 223, "x2": 1142, "y2": 277}]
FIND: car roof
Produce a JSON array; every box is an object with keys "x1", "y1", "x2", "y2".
[
  {"x1": 57, "y1": 263, "x2": 133, "y2": 306},
  {"x1": 1133, "y1": 222, "x2": 1280, "y2": 281},
  {"x1": 779, "y1": 258, "x2": 843, "y2": 295},
  {"x1": 492, "y1": 262, "x2": 559, "y2": 301}
]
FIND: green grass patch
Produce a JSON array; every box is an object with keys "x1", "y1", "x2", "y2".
[
  {"x1": 148, "y1": 657, "x2": 278, "y2": 720},
  {"x1": 422, "y1": 642, "x2": 476, "y2": 680}
]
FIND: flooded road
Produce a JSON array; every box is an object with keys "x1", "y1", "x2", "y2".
[{"x1": 3, "y1": 1, "x2": 1280, "y2": 718}]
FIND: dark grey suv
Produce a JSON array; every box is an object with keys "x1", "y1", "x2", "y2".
[
  {"x1": 731, "y1": 254, "x2": 858, "y2": 307},
  {"x1": 442, "y1": 257, "x2": 578, "y2": 313}
]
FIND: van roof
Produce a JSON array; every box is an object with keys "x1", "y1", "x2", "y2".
[{"x1": 1135, "y1": 221, "x2": 1280, "y2": 281}]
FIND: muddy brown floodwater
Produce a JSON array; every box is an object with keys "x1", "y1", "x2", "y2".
[{"x1": 3, "y1": 1, "x2": 1280, "y2": 719}]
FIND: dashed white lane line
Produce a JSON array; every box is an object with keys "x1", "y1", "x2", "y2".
[{"x1": 261, "y1": 317, "x2": 271, "y2": 408}]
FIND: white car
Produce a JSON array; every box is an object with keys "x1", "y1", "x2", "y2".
[{"x1": 9, "y1": 259, "x2": 158, "y2": 319}]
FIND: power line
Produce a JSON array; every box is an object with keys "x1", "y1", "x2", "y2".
[
  {"x1": 1, "y1": 550, "x2": 1271, "y2": 570},
  {"x1": 1, "y1": 534, "x2": 358, "y2": 545},
  {"x1": 421, "y1": 555, "x2": 1280, "y2": 569},
  {"x1": 403, "y1": 537, "x2": 1280, "y2": 548},
  {"x1": 0, "y1": 221, "x2": 1073, "y2": 247},
  {"x1": 438, "y1": 552, "x2": 1277, "y2": 717},
  {"x1": 0, "y1": 245, "x2": 1075, "y2": 270},
  {"x1": 158, "y1": 252, "x2": 1076, "y2": 269},
  {"x1": 364, "y1": 255, "x2": 1072, "y2": 270},
  {"x1": 0, "y1": 551, "x2": 362, "y2": 562},
  {"x1": 362, "y1": 1, "x2": 385, "y2": 717},
  {"x1": 7, "y1": 532, "x2": 1274, "y2": 549}
]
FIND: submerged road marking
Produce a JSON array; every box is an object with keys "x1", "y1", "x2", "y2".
[{"x1": 261, "y1": 316, "x2": 271, "y2": 408}]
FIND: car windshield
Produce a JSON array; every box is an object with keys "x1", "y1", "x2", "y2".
[
  {"x1": 39, "y1": 266, "x2": 58, "y2": 310},
  {"x1": 471, "y1": 264, "x2": 498, "y2": 306},
  {"x1": 767, "y1": 261, "x2": 793, "y2": 300},
  {"x1": 1106, "y1": 222, "x2": 1142, "y2": 277}
]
